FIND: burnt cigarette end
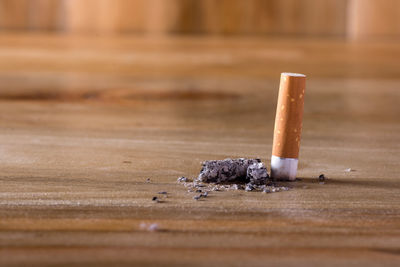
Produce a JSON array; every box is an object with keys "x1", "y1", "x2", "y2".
[
  {"x1": 247, "y1": 162, "x2": 269, "y2": 185},
  {"x1": 197, "y1": 158, "x2": 263, "y2": 183}
]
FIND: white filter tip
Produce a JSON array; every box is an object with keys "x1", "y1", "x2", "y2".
[{"x1": 271, "y1": 156, "x2": 298, "y2": 181}]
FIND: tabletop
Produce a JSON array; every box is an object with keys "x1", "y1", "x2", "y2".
[{"x1": 0, "y1": 34, "x2": 399, "y2": 266}]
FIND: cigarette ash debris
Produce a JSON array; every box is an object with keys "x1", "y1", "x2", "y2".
[
  {"x1": 247, "y1": 162, "x2": 269, "y2": 185},
  {"x1": 178, "y1": 158, "x2": 291, "y2": 200},
  {"x1": 318, "y1": 174, "x2": 326, "y2": 184},
  {"x1": 140, "y1": 223, "x2": 159, "y2": 232},
  {"x1": 198, "y1": 158, "x2": 261, "y2": 183},
  {"x1": 152, "y1": 196, "x2": 162, "y2": 203},
  {"x1": 177, "y1": 176, "x2": 189, "y2": 183}
]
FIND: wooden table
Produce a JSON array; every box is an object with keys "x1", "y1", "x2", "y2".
[{"x1": 0, "y1": 34, "x2": 399, "y2": 266}]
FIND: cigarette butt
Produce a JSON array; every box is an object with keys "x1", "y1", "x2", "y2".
[{"x1": 271, "y1": 72, "x2": 306, "y2": 181}]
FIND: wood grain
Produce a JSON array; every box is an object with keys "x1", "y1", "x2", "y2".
[
  {"x1": 0, "y1": 0, "x2": 349, "y2": 36},
  {"x1": 0, "y1": 0, "x2": 30, "y2": 30},
  {"x1": 347, "y1": 0, "x2": 400, "y2": 40},
  {"x1": 0, "y1": 34, "x2": 399, "y2": 266},
  {"x1": 1, "y1": 0, "x2": 400, "y2": 40}
]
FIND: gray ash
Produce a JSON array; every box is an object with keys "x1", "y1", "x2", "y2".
[
  {"x1": 263, "y1": 185, "x2": 290, "y2": 193},
  {"x1": 178, "y1": 158, "x2": 292, "y2": 198},
  {"x1": 193, "y1": 195, "x2": 201, "y2": 200},
  {"x1": 177, "y1": 176, "x2": 189, "y2": 183},
  {"x1": 245, "y1": 184, "x2": 255, "y2": 191},
  {"x1": 152, "y1": 196, "x2": 161, "y2": 203},
  {"x1": 247, "y1": 162, "x2": 269, "y2": 185},
  {"x1": 198, "y1": 158, "x2": 262, "y2": 183}
]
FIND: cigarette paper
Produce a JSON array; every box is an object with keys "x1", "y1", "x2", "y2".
[{"x1": 271, "y1": 73, "x2": 306, "y2": 180}]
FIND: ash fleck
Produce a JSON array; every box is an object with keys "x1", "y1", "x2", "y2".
[
  {"x1": 245, "y1": 184, "x2": 255, "y2": 192},
  {"x1": 157, "y1": 191, "x2": 167, "y2": 195},
  {"x1": 177, "y1": 176, "x2": 189, "y2": 183},
  {"x1": 262, "y1": 185, "x2": 290, "y2": 193},
  {"x1": 152, "y1": 196, "x2": 160, "y2": 203},
  {"x1": 263, "y1": 187, "x2": 272, "y2": 193},
  {"x1": 319, "y1": 174, "x2": 326, "y2": 184},
  {"x1": 231, "y1": 184, "x2": 244, "y2": 190},
  {"x1": 195, "y1": 189, "x2": 202, "y2": 193},
  {"x1": 201, "y1": 192, "x2": 208, "y2": 198},
  {"x1": 193, "y1": 195, "x2": 201, "y2": 200},
  {"x1": 146, "y1": 178, "x2": 151, "y2": 183},
  {"x1": 345, "y1": 168, "x2": 355, "y2": 172},
  {"x1": 140, "y1": 223, "x2": 159, "y2": 232}
]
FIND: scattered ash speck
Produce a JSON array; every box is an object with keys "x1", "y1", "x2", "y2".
[
  {"x1": 146, "y1": 178, "x2": 151, "y2": 183},
  {"x1": 177, "y1": 176, "x2": 190, "y2": 183},
  {"x1": 345, "y1": 168, "x2": 355, "y2": 172},
  {"x1": 245, "y1": 184, "x2": 255, "y2": 192},
  {"x1": 193, "y1": 195, "x2": 201, "y2": 201},
  {"x1": 140, "y1": 223, "x2": 159, "y2": 232},
  {"x1": 157, "y1": 191, "x2": 167, "y2": 195},
  {"x1": 231, "y1": 184, "x2": 243, "y2": 190},
  {"x1": 319, "y1": 174, "x2": 326, "y2": 184}
]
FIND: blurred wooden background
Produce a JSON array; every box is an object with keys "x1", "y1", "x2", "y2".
[{"x1": 0, "y1": 0, "x2": 399, "y2": 40}]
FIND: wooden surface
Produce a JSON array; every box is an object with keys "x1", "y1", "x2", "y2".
[
  {"x1": 347, "y1": 0, "x2": 400, "y2": 40},
  {"x1": 1, "y1": 0, "x2": 399, "y2": 40},
  {"x1": 0, "y1": 34, "x2": 399, "y2": 266},
  {"x1": 0, "y1": 0, "x2": 395, "y2": 39},
  {"x1": 0, "y1": 0, "x2": 348, "y2": 35}
]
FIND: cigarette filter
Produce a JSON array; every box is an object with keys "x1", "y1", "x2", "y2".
[{"x1": 271, "y1": 73, "x2": 306, "y2": 180}]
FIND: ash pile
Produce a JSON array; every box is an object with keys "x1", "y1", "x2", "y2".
[{"x1": 178, "y1": 158, "x2": 290, "y2": 199}]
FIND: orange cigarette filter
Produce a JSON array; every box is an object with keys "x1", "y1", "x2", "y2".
[{"x1": 271, "y1": 73, "x2": 306, "y2": 180}]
